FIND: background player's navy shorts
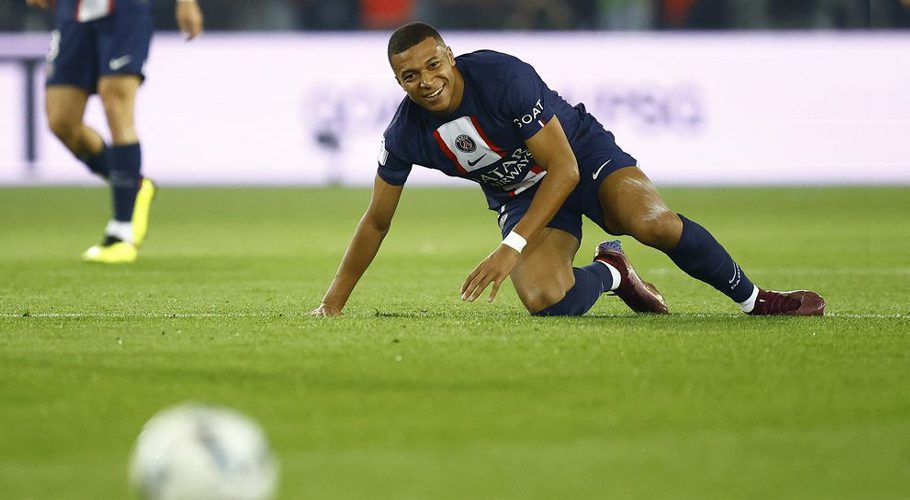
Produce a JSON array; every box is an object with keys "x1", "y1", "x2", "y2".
[
  {"x1": 496, "y1": 129, "x2": 636, "y2": 241},
  {"x1": 45, "y1": 3, "x2": 152, "y2": 94}
]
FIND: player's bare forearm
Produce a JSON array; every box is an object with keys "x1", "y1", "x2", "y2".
[
  {"x1": 512, "y1": 116, "x2": 579, "y2": 242},
  {"x1": 312, "y1": 176, "x2": 403, "y2": 316},
  {"x1": 317, "y1": 218, "x2": 390, "y2": 314},
  {"x1": 511, "y1": 162, "x2": 578, "y2": 243}
]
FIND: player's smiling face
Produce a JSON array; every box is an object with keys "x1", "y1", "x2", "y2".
[{"x1": 391, "y1": 37, "x2": 464, "y2": 115}]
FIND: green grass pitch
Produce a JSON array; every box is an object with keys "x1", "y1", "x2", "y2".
[{"x1": 1, "y1": 185, "x2": 908, "y2": 499}]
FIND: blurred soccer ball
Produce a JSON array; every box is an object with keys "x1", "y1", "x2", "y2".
[{"x1": 129, "y1": 403, "x2": 279, "y2": 500}]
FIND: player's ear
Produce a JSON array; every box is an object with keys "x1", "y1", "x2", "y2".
[{"x1": 446, "y1": 46, "x2": 455, "y2": 65}]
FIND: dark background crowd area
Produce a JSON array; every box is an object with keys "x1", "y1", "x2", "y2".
[{"x1": 4, "y1": 0, "x2": 909, "y2": 32}]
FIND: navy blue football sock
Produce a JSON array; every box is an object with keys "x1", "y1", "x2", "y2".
[
  {"x1": 108, "y1": 143, "x2": 142, "y2": 222},
  {"x1": 78, "y1": 146, "x2": 110, "y2": 179},
  {"x1": 666, "y1": 214, "x2": 755, "y2": 303},
  {"x1": 533, "y1": 263, "x2": 615, "y2": 317}
]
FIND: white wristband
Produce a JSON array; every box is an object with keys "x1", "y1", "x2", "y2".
[{"x1": 502, "y1": 231, "x2": 527, "y2": 253}]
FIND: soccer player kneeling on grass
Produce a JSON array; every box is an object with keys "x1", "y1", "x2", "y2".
[
  {"x1": 26, "y1": 0, "x2": 204, "y2": 263},
  {"x1": 311, "y1": 22, "x2": 825, "y2": 317}
]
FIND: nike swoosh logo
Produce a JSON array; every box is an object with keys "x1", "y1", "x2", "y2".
[
  {"x1": 109, "y1": 56, "x2": 132, "y2": 71},
  {"x1": 592, "y1": 159, "x2": 612, "y2": 179},
  {"x1": 467, "y1": 154, "x2": 486, "y2": 167}
]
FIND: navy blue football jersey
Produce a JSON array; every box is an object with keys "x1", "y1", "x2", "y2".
[
  {"x1": 378, "y1": 50, "x2": 610, "y2": 210},
  {"x1": 54, "y1": 0, "x2": 149, "y2": 22}
]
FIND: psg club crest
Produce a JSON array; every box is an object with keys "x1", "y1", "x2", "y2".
[{"x1": 454, "y1": 134, "x2": 477, "y2": 153}]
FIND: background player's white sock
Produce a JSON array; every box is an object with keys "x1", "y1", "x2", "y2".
[
  {"x1": 105, "y1": 219, "x2": 135, "y2": 245},
  {"x1": 738, "y1": 285, "x2": 760, "y2": 313}
]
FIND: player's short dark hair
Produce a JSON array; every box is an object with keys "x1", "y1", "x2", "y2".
[{"x1": 387, "y1": 22, "x2": 445, "y2": 63}]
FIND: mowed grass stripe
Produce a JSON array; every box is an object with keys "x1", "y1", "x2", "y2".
[{"x1": 1, "y1": 186, "x2": 908, "y2": 500}]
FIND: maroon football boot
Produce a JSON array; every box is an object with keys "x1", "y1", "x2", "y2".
[
  {"x1": 594, "y1": 240, "x2": 669, "y2": 314},
  {"x1": 747, "y1": 289, "x2": 826, "y2": 316}
]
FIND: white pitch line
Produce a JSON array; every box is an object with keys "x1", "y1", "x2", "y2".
[{"x1": 826, "y1": 313, "x2": 909, "y2": 319}]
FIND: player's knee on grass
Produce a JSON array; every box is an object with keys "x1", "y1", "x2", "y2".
[
  {"x1": 515, "y1": 281, "x2": 570, "y2": 314},
  {"x1": 521, "y1": 288, "x2": 568, "y2": 315},
  {"x1": 510, "y1": 229, "x2": 579, "y2": 314}
]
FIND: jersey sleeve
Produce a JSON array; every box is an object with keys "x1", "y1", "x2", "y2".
[
  {"x1": 500, "y1": 64, "x2": 557, "y2": 141},
  {"x1": 376, "y1": 134, "x2": 412, "y2": 186}
]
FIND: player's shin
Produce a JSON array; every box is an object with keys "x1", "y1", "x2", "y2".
[
  {"x1": 77, "y1": 145, "x2": 110, "y2": 179},
  {"x1": 108, "y1": 143, "x2": 142, "y2": 223},
  {"x1": 665, "y1": 214, "x2": 756, "y2": 303}
]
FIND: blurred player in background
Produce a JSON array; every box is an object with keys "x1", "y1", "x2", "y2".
[
  {"x1": 312, "y1": 22, "x2": 825, "y2": 318},
  {"x1": 25, "y1": 0, "x2": 204, "y2": 263}
]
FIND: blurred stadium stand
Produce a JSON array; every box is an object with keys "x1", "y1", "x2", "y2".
[
  {"x1": 2, "y1": 1, "x2": 907, "y2": 187},
  {"x1": 2, "y1": 0, "x2": 909, "y2": 31}
]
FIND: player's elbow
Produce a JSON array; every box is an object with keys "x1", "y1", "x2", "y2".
[{"x1": 373, "y1": 219, "x2": 392, "y2": 235}]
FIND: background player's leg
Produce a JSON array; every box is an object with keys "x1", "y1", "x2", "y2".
[
  {"x1": 45, "y1": 85, "x2": 109, "y2": 178},
  {"x1": 511, "y1": 228, "x2": 617, "y2": 316},
  {"x1": 598, "y1": 166, "x2": 758, "y2": 306},
  {"x1": 98, "y1": 75, "x2": 142, "y2": 235}
]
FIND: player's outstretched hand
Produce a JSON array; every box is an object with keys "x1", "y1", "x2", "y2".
[
  {"x1": 176, "y1": 0, "x2": 204, "y2": 40},
  {"x1": 25, "y1": 0, "x2": 51, "y2": 10},
  {"x1": 461, "y1": 244, "x2": 520, "y2": 303},
  {"x1": 310, "y1": 304, "x2": 343, "y2": 317}
]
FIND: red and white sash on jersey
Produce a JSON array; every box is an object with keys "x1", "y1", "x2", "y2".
[
  {"x1": 76, "y1": 0, "x2": 115, "y2": 22},
  {"x1": 434, "y1": 115, "x2": 546, "y2": 197},
  {"x1": 433, "y1": 116, "x2": 504, "y2": 174}
]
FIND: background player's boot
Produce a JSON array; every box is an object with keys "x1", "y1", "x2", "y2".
[
  {"x1": 82, "y1": 236, "x2": 138, "y2": 264},
  {"x1": 747, "y1": 289, "x2": 825, "y2": 316},
  {"x1": 594, "y1": 240, "x2": 669, "y2": 314},
  {"x1": 131, "y1": 177, "x2": 157, "y2": 247}
]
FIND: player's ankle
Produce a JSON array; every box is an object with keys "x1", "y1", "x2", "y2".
[
  {"x1": 738, "y1": 286, "x2": 760, "y2": 313},
  {"x1": 105, "y1": 219, "x2": 135, "y2": 245}
]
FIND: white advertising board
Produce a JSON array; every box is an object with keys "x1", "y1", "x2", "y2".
[{"x1": 1, "y1": 32, "x2": 908, "y2": 186}]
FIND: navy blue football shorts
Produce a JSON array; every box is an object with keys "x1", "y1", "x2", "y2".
[
  {"x1": 496, "y1": 130, "x2": 636, "y2": 241},
  {"x1": 45, "y1": 4, "x2": 152, "y2": 94}
]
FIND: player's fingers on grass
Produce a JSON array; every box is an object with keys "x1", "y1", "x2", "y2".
[
  {"x1": 461, "y1": 262, "x2": 486, "y2": 294},
  {"x1": 465, "y1": 272, "x2": 491, "y2": 302},
  {"x1": 487, "y1": 277, "x2": 504, "y2": 303},
  {"x1": 462, "y1": 261, "x2": 490, "y2": 296},
  {"x1": 470, "y1": 280, "x2": 491, "y2": 302},
  {"x1": 464, "y1": 276, "x2": 482, "y2": 301},
  {"x1": 461, "y1": 271, "x2": 476, "y2": 295},
  {"x1": 309, "y1": 306, "x2": 341, "y2": 317}
]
